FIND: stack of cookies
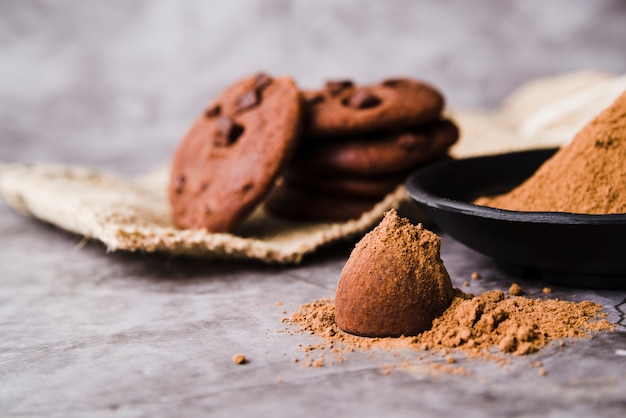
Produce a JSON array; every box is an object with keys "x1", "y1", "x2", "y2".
[
  {"x1": 169, "y1": 73, "x2": 458, "y2": 232},
  {"x1": 265, "y1": 78, "x2": 459, "y2": 221}
]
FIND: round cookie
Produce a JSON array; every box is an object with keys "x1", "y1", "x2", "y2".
[
  {"x1": 294, "y1": 119, "x2": 459, "y2": 176},
  {"x1": 283, "y1": 169, "x2": 405, "y2": 199},
  {"x1": 264, "y1": 183, "x2": 378, "y2": 222},
  {"x1": 169, "y1": 73, "x2": 302, "y2": 232},
  {"x1": 303, "y1": 78, "x2": 444, "y2": 138}
]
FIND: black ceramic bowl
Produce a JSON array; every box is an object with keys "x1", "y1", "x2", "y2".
[{"x1": 406, "y1": 148, "x2": 626, "y2": 289}]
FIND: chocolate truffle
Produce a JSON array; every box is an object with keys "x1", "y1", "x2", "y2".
[{"x1": 335, "y1": 209, "x2": 454, "y2": 337}]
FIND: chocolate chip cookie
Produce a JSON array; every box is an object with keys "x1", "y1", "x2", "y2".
[
  {"x1": 283, "y1": 169, "x2": 405, "y2": 199},
  {"x1": 303, "y1": 78, "x2": 444, "y2": 138},
  {"x1": 169, "y1": 73, "x2": 302, "y2": 232},
  {"x1": 293, "y1": 119, "x2": 459, "y2": 176},
  {"x1": 264, "y1": 182, "x2": 379, "y2": 222}
]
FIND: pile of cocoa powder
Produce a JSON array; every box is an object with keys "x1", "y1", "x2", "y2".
[
  {"x1": 476, "y1": 90, "x2": 626, "y2": 213},
  {"x1": 287, "y1": 289, "x2": 614, "y2": 364}
]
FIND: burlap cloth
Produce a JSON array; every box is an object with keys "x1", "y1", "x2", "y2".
[{"x1": 1, "y1": 71, "x2": 624, "y2": 263}]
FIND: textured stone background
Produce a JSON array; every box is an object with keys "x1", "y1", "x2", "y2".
[{"x1": 1, "y1": 1, "x2": 626, "y2": 417}]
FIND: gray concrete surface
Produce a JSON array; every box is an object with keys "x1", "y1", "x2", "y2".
[{"x1": 1, "y1": 1, "x2": 626, "y2": 417}]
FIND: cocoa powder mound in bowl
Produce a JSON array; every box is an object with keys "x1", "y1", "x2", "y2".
[
  {"x1": 406, "y1": 91, "x2": 626, "y2": 289},
  {"x1": 476, "y1": 91, "x2": 626, "y2": 214}
]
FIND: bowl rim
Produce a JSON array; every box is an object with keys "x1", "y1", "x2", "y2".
[{"x1": 406, "y1": 149, "x2": 626, "y2": 226}]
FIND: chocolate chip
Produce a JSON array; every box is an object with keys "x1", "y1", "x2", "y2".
[
  {"x1": 205, "y1": 104, "x2": 221, "y2": 118},
  {"x1": 325, "y1": 80, "x2": 354, "y2": 96},
  {"x1": 242, "y1": 182, "x2": 254, "y2": 193},
  {"x1": 235, "y1": 90, "x2": 260, "y2": 113},
  {"x1": 215, "y1": 116, "x2": 244, "y2": 146},
  {"x1": 346, "y1": 90, "x2": 381, "y2": 109},
  {"x1": 254, "y1": 72, "x2": 272, "y2": 90},
  {"x1": 382, "y1": 78, "x2": 408, "y2": 88},
  {"x1": 174, "y1": 175, "x2": 186, "y2": 194}
]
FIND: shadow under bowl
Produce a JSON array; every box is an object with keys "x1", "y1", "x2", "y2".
[{"x1": 406, "y1": 148, "x2": 626, "y2": 289}]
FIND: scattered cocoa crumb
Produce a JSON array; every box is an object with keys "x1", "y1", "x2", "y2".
[
  {"x1": 532, "y1": 361, "x2": 543, "y2": 368},
  {"x1": 471, "y1": 272, "x2": 481, "y2": 280},
  {"x1": 463, "y1": 281, "x2": 470, "y2": 287},
  {"x1": 538, "y1": 368, "x2": 547, "y2": 376},
  {"x1": 287, "y1": 291, "x2": 614, "y2": 367},
  {"x1": 446, "y1": 356, "x2": 456, "y2": 364},
  {"x1": 509, "y1": 283, "x2": 523, "y2": 296},
  {"x1": 430, "y1": 363, "x2": 471, "y2": 376},
  {"x1": 292, "y1": 357, "x2": 299, "y2": 363},
  {"x1": 276, "y1": 377, "x2": 284, "y2": 383},
  {"x1": 233, "y1": 354, "x2": 247, "y2": 365},
  {"x1": 275, "y1": 301, "x2": 283, "y2": 306},
  {"x1": 542, "y1": 287, "x2": 552, "y2": 294}
]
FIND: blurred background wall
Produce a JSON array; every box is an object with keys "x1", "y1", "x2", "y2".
[{"x1": 1, "y1": 0, "x2": 625, "y2": 174}]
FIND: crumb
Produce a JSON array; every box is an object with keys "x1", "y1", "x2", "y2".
[
  {"x1": 233, "y1": 354, "x2": 247, "y2": 365},
  {"x1": 559, "y1": 340, "x2": 565, "y2": 347},
  {"x1": 509, "y1": 283, "x2": 523, "y2": 296},
  {"x1": 532, "y1": 361, "x2": 543, "y2": 367},
  {"x1": 471, "y1": 272, "x2": 481, "y2": 280},
  {"x1": 381, "y1": 365, "x2": 394, "y2": 376},
  {"x1": 275, "y1": 301, "x2": 283, "y2": 306},
  {"x1": 538, "y1": 368, "x2": 547, "y2": 376},
  {"x1": 463, "y1": 281, "x2": 470, "y2": 287},
  {"x1": 446, "y1": 356, "x2": 456, "y2": 364},
  {"x1": 276, "y1": 377, "x2": 283, "y2": 383},
  {"x1": 292, "y1": 357, "x2": 299, "y2": 363},
  {"x1": 542, "y1": 287, "x2": 552, "y2": 294},
  {"x1": 431, "y1": 363, "x2": 471, "y2": 376}
]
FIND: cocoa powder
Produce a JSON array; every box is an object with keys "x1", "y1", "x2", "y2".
[
  {"x1": 287, "y1": 290, "x2": 614, "y2": 362},
  {"x1": 476, "y1": 90, "x2": 626, "y2": 213}
]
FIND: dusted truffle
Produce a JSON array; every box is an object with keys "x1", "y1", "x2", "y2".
[{"x1": 335, "y1": 209, "x2": 454, "y2": 337}]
